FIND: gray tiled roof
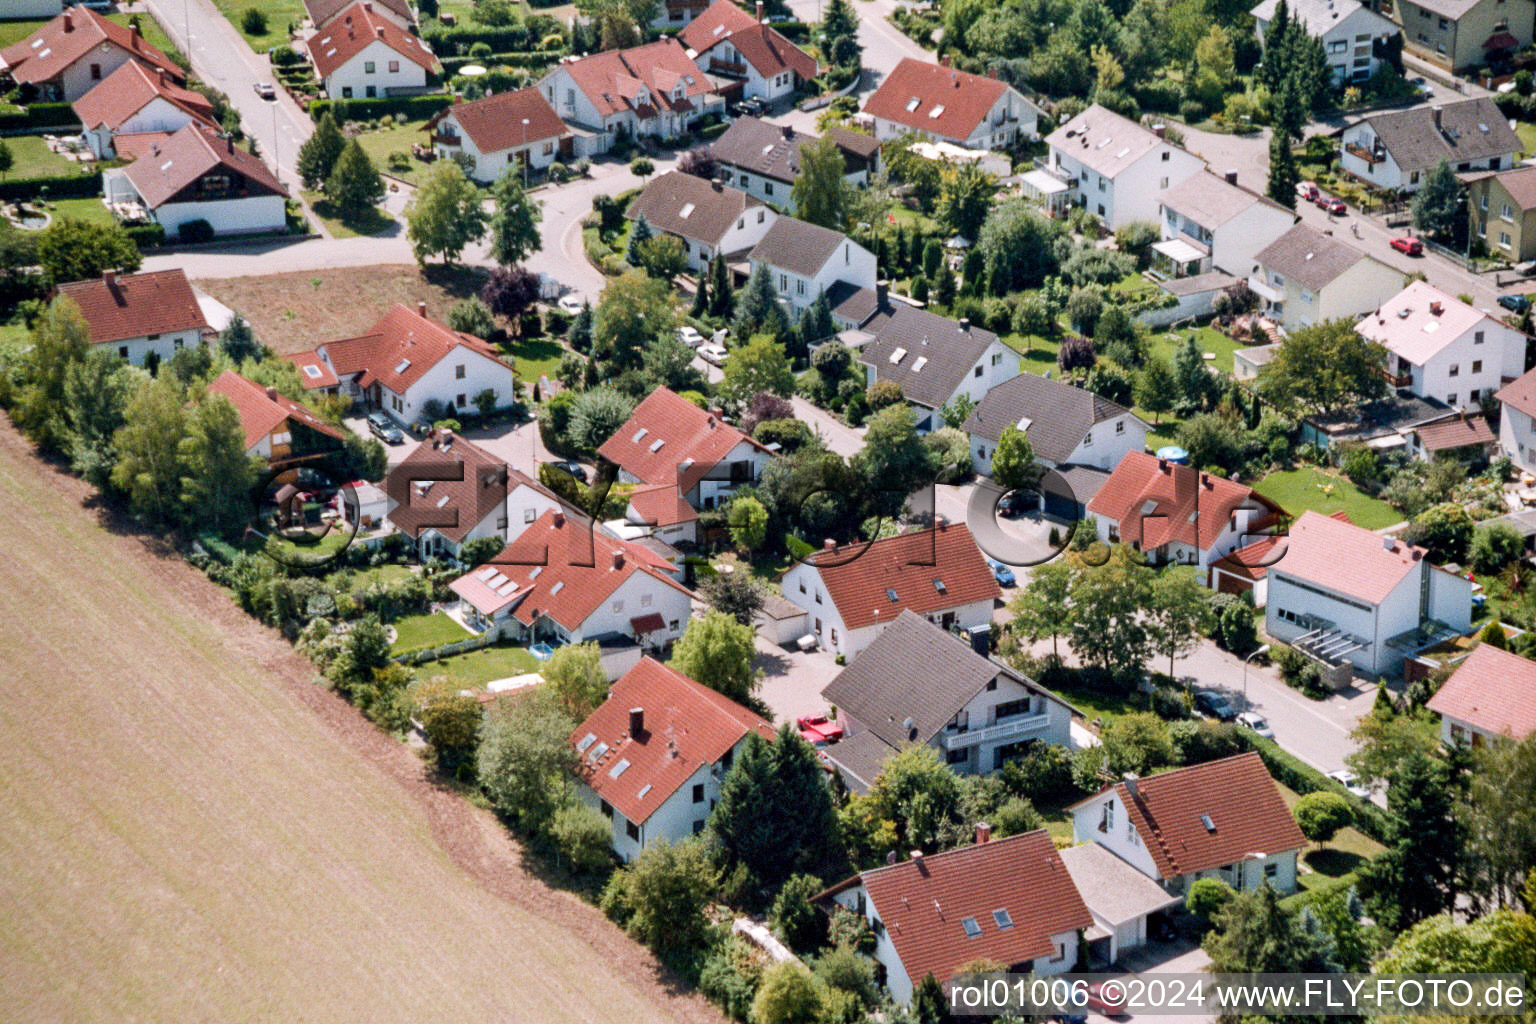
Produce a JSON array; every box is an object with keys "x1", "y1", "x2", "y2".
[
  {"x1": 826, "y1": 280, "x2": 879, "y2": 326},
  {"x1": 858, "y1": 304, "x2": 1000, "y2": 410},
  {"x1": 625, "y1": 170, "x2": 762, "y2": 246},
  {"x1": 709, "y1": 116, "x2": 877, "y2": 185},
  {"x1": 1253, "y1": 223, "x2": 1372, "y2": 292},
  {"x1": 1158, "y1": 169, "x2": 1294, "y2": 228},
  {"x1": 821, "y1": 610, "x2": 1053, "y2": 749},
  {"x1": 820, "y1": 729, "x2": 898, "y2": 794},
  {"x1": 747, "y1": 216, "x2": 849, "y2": 278},
  {"x1": 962, "y1": 372, "x2": 1138, "y2": 463},
  {"x1": 1361, "y1": 97, "x2": 1520, "y2": 174}
]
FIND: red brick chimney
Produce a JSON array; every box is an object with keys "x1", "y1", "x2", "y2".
[
  {"x1": 629, "y1": 707, "x2": 644, "y2": 734},
  {"x1": 976, "y1": 822, "x2": 992, "y2": 844},
  {"x1": 612, "y1": 549, "x2": 625, "y2": 570},
  {"x1": 552, "y1": 508, "x2": 565, "y2": 526},
  {"x1": 103, "y1": 270, "x2": 116, "y2": 288},
  {"x1": 266, "y1": 386, "x2": 280, "y2": 401},
  {"x1": 755, "y1": 0, "x2": 763, "y2": 21},
  {"x1": 417, "y1": 300, "x2": 428, "y2": 318},
  {"x1": 61, "y1": 10, "x2": 73, "y2": 31}
]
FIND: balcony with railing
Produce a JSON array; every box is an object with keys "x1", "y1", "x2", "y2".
[
  {"x1": 708, "y1": 57, "x2": 748, "y2": 77},
  {"x1": 938, "y1": 711, "x2": 1050, "y2": 750},
  {"x1": 1345, "y1": 141, "x2": 1384, "y2": 166},
  {"x1": 431, "y1": 132, "x2": 462, "y2": 147}
]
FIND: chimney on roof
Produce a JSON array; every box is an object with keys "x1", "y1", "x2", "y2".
[
  {"x1": 612, "y1": 549, "x2": 625, "y2": 570},
  {"x1": 227, "y1": 134, "x2": 235, "y2": 154},
  {"x1": 62, "y1": 10, "x2": 72, "y2": 31},
  {"x1": 1225, "y1": 169, "x2": 1238, "y2": 186},
  {"x1": 131, "y1": 21, "x2": 141, "y2": 44},
  {"x1": 976, "y1": 822, "x2": 992, "y2": 844},
  {"x1": 1430, "y1": 300, "x2": 1444, "y2": 315},
  {"x1": 103, "y1": 270, "x2": 116, "y2": 289},
  {"x1": 266, "y1": 386, "x2": 279, "y2": 401},
  {"x1": 1383, "y1": 536, "x2": 1396, "y2": 551},
  {"x1": 553, "y1": 509, "x2": 565, "y2": 526},
  {"x1": 987, "y1": 66, "x2": 998, "y2": 79},
  {"x1": 936, "y1": 514, "x2": 947, "y2": 529},
  {"x1": 629, "y1": 706, "x2": 644, "y2": 735},
  {"x1": 1123, "y1": 772, "x2": 1139, "y2": 799},
  {"x1": 939, "y1": 54, "x2": 950, "y2": 68},
  {"x1": 958, "y1": 317, "x2": 969, "y2": 332},
  {"x1": 711, "y1": 176, "x2": 722, "y2": 191},
  {"x1": 376, "y1": 25, "x2": 385, "y2": 38},
  {"x1": 1158, "y1": 456, "x2": 1169, "y2": 472},
  {"x1": 877, "y1": 280, "x2": 889, "y2": 308},
  {"x1": 364, "y1": 0, "x2": 373, "y2": 8},
  {"x1": 158, "y1": 68, "x2": 169, "y2": 86},
  {"x1": 1432, "y1": 106, "x2": 1443, "y2": 131},
  {"x1": 418, "y1": 300, "x2": 428, "y2": 318},
  {"x1": 756, "y1": 0, "x2": 764, "y2": 21},
  {"x1": 824, "y1": 538, "x2": 837, "y2": 551},
  {"x1": 1151, "y1": 122, "x2": 1166, "y2": 139},
  {"x1": 911, "y1": 849, "x2": 925, "y2": 867}
]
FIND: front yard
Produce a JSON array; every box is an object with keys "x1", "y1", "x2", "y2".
[
  {"x1": 1252, "y1": 466, "x2": 1402, "y2": 530},
  {"x1": 301, "y1": 189, "x2": 396, "y2": 238},
  {"x1": 349, "y1": 119, "x2": 435, "y2": 187},
  {"x1": 210, "y1": 0, "x2": 302, "y2": 51},
  {"x1": 47, "y1": 196, "x2": 117, "y2": 227},
  {"x1": 1275, "y1": 783, "x2": 1385, "y2": 896}
]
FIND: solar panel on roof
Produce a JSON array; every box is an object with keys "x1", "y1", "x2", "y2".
[{"x1": 477, "y1": 567, "x2": 498, "y2": 580}]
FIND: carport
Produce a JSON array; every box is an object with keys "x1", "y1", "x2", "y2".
[{"x1": 1060, "y1": 844, "x2": 1181, "y2": 967}]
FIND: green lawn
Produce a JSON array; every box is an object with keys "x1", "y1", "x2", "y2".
[
  {"x1": 1252, "y1": 466, "x2": 1402, "y2": 530},
  {"x1": 1000, "y1": 331, "x2": 1060, "y2": 378},
  {"x1": 0, "y1": 317, "x2": 29, "y2": 355},
  {"x1": 5, "y1": 135, "x2": 92, "y2": 179},
  {"x1": 1146, "y1": 323, "x2": 1246, "y2": 377},
  {"x1": 0, "y1": 18, "x2": 45, "y2": 48},
  {"x1": 507, "y1": 335, "x2": 564, "y2": 385},
  {"x1": 46, "y1": 196, "x2": 116, "y2": 227},
  {"x1": 1275, "y1": 783, "x2": 1385, "y2": 894},
  {"x1": 350, "y1": 120, "x2": 437, "y2": 187},
  {"x1": 106, "y1": 12, "x2": 187, "y2": 68},
  {"x1": 301, "y1": 190, "x2": 395, "y2": 238},
  {"x1": 430, "y1": 643, "x2": 541, "y2": 686},
  {"x1": 210, "y1": 0, "x2": 303, "y2": 51},
  {"x1": 390, "y1": 611, "x2": 471, "y2": 654},
  {"x1": 1519, "y1": 121, "x2": 1536, "y2": 161}
]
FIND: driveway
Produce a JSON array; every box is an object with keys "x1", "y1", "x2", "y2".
[
  {"x1": 753, "y1": 634, "x2": 842, "y2": 725},
  {"x1": 791, "y1": 397, "x2": 865, "y2": 457},
  {"x1": 1094, "y1": 936, "x2": 1215, "y2": 1024}
]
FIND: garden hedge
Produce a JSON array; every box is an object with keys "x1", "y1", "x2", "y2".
[
  {"x1": 440, "y1": 51, "x2": 559, "y2": 75},
  {"x1": 0, "y1": 174, "x2": 100, "y2": 202},
  {"x1": 307, "y1": 94, "x2": 453, "y2": 121},
  {"x1": 0, "y1": 102, "x2": 80, "y2": 131},
  {"x1": 1246, "y1": 734, "x2": 1395, "y2": 845},
  {"x1": 421, "y1": 19, "x2": 563, "y2": 55}
]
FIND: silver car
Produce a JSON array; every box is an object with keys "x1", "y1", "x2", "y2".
[{"x1": 1236, "y1": 711, "x2": 1273, "y2": 738}]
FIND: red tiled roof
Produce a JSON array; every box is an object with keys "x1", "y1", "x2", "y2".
[
  {"x1": 559, "y1": 38, "x2": 715, "y2": 120},
  {"x1": 863, "y1": 57, "x2": 1010, "y2": 143},
  {"x1": 483, "y1": 510, "x2": 694, "y2": 633},
  {"x1": 1209, "y1": 534, "x2": 1282, "y2": 581},
  {"x1": 1, "y1": 7, "x2": 181, "y2": 86},
  {"x1": 206, "y1": 369, "x2": 345, "y2": 452},
  {"x1": 306, "y1": 0, "x2": 415, "y2": 30},
  {"x1": 309, "y1": 0, "x2": 438, "y2": 80},
  {"x1": 110, "y1": 130, "x2": 176, "y2": 161},
  {"x1": 385, "y1": 432, "x2": 510, "y2": 543},
  {"x1": 1498, "y1": 367, "x2": 1536, "y2": 419},
  {"x1": 122, "y1": 121, "x2": 287, "y2": 208},
  {"x1": 821, "y1": 830, "x2": 1093, "y2": 987},
  {"x1": 427, "y1": 86, "x2": 567, "y2": 155},
  {"x1": 598, "y1": 387, "x2": 767, "y2": 494},
  {"x1": 1428, "y1": 642, "x2": 1536, "y2": 739},
  {"x1": 283, "y1": 350, "x2": 341, "y2": 389},
  {"x1": 571, "y1": 657, "x2": 773, "y2": 825},
  {"x1": 1074, "y1": 753, "x2": 1306, "y2": 880},
  {"x1": 451, "y1": 563, "x2": 529, "y2": 617},
  {"x1": 1271, "y1": 509, "x2": 1425, "y2": 606},
  {"x1": 628, "y1": 482, "x2": 700, "y2": 527},
  {"x1": 630, "y1": 612, "x2": 667, "y2": 634},
  {"x1": 681, "y1": 0, "x2": 815, "y2": 81},
  {"x1": 73, "y1": 59, "x2": 215, "y2": 132},
  {"x1": 55, "y1": 268, "x2": 208, "y2": 346},
  {"x1": 1087, "y1": 451, "x2": 1285, "y2": 554},
  {"x1": 1416, "y1": 413, "x2": 1495, "y2": 452},
  {"x1": 311, "y1": 304, "x2": 510, "y2": 396},
  {"x1": 806, "y1": 523, "x2": 1001, "y2": 631}
]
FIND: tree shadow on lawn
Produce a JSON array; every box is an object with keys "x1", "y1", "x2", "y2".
[
  {"x1": 421, "y1": 262, "x2": 491, "y2": 299},
  {"x1": 311, "y1": 198, "x2": 397, "y2": 238},
  {"x1": 1305, "y1": 847, "x2": 1365, "y2": 878}
]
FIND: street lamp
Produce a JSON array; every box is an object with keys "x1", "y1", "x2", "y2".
[
  {"x1": 521, "y1": 117, "x2": 530, "y2": 189},
  {"x1": 1242, "y1": 643, "x2": 1271, "y2": 712},
  {"x1": 264, "y1": 93, "x2": 279, "y2": 185}
]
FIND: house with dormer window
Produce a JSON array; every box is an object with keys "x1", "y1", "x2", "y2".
[
  {"x1": 679, "y1": 0, "x2": 817, "y2": 103},
  {"x1": 1042, "y1": 104, "x2": 1205, "y2": 228},
  {"x1": 308, "y1": 0, "x2": 438, "y2": 100},
  {"x1": 625, "y1": 171, "x2": 777, "y2": 274},
  {"x1": 1338, "y1": 97, "x2": 1520, "y2": 192},
  {"x1": 858, "y1": 302, "x2": 1020, "y2": 434},
  {"x1": 538, "y1": 38, "x2": 724, "y2": 151},
  {"x1": 862, "y1": 56, "x2": 1042, "y2": 150}
]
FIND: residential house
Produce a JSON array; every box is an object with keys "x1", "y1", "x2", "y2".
[
  {"x1": 206, "y1": 369, "x2": 346, "y2": 461},
  {"x1": 289, "y1": 302, "x2": 516, "y2": 424},
  {"x1": 1297, "y1": 392, "x2": 1467, "y2": 456},
  {"x1": 1059, "y1": 843, "x2": 1183, "y2": 967},
  {"x1": 1087, "y1": 451, "x2": 1287, "y2": 581},
  {"x1": 101, "y1": 122, "x2": 289, "y2": 238},
  {"x1": 653, "y1": 0, "x2": 714, "y2": 29},
  {"x1": 708, "y1": 116, "x2": 879, "y2": 210},
  {"x1": 54, "y1": 268, "x2": 209, "y2": 366},
  {"x1": 0, "y1": 7, "x2": 182, "y2": 102},
  {"x1": 616, "y1": 483, "x2": 700, "y2": 547},
  {"x1": 679, "y1": 0, "x2": 817, "y2": 104},
  {"x1": 538, "y1": 39, "x2": 724, "y2": 151},
  {"x1": 1358, "y1": 280, "x2": 1526, "y2": 409},
  {"x1": 1069, "y1": 752, "x2": 1308, "y2": 895},
  {"x1": 625, "y1": 171, "x2": 777, "y2": 274},
  {"x1": 1427, "y1": 641, "x2": 1536, "y2": 744},
  {"x1": 1041, "y1": 104, "x2": 1206, "y2": 228},
  {"x1": 1265, "y1": 510, "x2": 1473, "y2": 676},
  {"x1": 746, "y1": 216, "x2": 877, "y2": 317},
  {"x1": 424, "y1": 87, "x2": 571, "y2": 183},
  {"x1": 964, "y1": 372, "x2": 1149, "y2": 480},
  {"x1": 779, "y1": 523, "x2": 1001, "y2": 659},
  {"x1": 820, "y1": 610, "x2": 1071, "y2": 786},
  {"x1": 305, "y1": 0, "x2": 414, "y2": 30},
  {"x1": 1409, "y1": 411, "x2": 1498, "y2": 460},
  {"x1": 73, "y1": 60, "x2": 217, "y2": 160},
  {"x1": 571, "y1": 657, "x2": 775, "y2": 861},
  {"x1": 1154, "y1": 169, "x2": 1297, "y2": 278},
  {"x1": 1251, "y1": 0, "x2": 1401, "y2": 84},
  {"x1": 1338, "y1": 98, "x2": 1520, "y2": 192},
  {"x1": 597, "y1": 386, "x2": 775, "y2": 509},
  {"x1": 447, "y1": 508, "x2": 695, "y2": 650},
  {"x1": 1249, "y1": 223, "x2": 1404, "y2": 331},
  {"x1": 1379, "y1": 0, "x2": 1532, "y2": 72},
  {"x1": 863, "y1": 56, "x2": 1042, "y2": 150},
  {"x1": 817, "y1": 829, "x2": 1094, "y2": 1004},
  {"x1": 310, "y1": 0, "x2": 439, "y2": 100},
  {"x1": 1496, "y1": 366, "x2": 1536, "y2": 472},
  {"x1": 1465, "y1": 165, "x2": 1536, "y2": 260},
  {"x1": 857, "y1": 304, "x2": 1020, "y2": 433}
]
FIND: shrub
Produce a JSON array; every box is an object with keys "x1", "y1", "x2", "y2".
[
  {"x1": 241, "y1": 7, "x2": 268, "y2": 34},
  {"x1": 1187, "y1": 877, "x2": 1234, "y2": 921},
  {"x1": 178, "y1": 219, "x2": 215, "y2": 243},
  {"x1": 1293, "y1": 790, "x2": 1354, "y2": 843},
  {"x1": 769, "y1": 874, "x2": 829, "y2": 953}
]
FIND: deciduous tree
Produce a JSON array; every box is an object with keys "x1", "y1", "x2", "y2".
[
  {"x1": 671, "y1": 609, "x2": 758, "y2": 704},
  {"x1": 181, "y1": 393, "x2": 259, "y2": 539},
  {"x1": 405, "y1": 159, "x2": 487, "y2": 265},
  {"x1": 720, "y1": 333, "x2": 795, "y2": 408},
  {"x1": 593, "y1": 270, "x2": 675, "y2": 369},
  {"x1": 477, "y1": 688, "x2": 578, "y2": 833},
  {"x1": 792, "y1": 135, "x2": 849, "y2": 230},
  {"x1": 541, "y1": 642, "x2": 609, "y2": 719},
  {"x1": 1259, "y1": 318, "x2": 1389, "y2": 415}
]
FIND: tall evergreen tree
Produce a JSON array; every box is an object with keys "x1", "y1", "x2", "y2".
[
  {"x1": 326, "y1": 139, "x2": 384, "y2": 218},
  {"x1": 796, "y1": 291, "x2": 835, "y2": 357},
  {"x1": 708, "y1": 253, "x2": 734, "y2": 318},
  {"x1": 821, "y1": 0, "x2": 861, "y2": 68},
  {"x1": 1361, "y1": 751, "x2": 1465, "y2": 930},
  {"x1": 734, "y1": 263, "x2": 790, "y2": 340},
  {"x1": 626, "y1": 214, "x2": 653, "y2": 266},
  {"x1": 1268, "y1": 132, "x2": 1299, "y2": 210},
  {"x1": 1173, "y1": 333, "x2": 1212, "y2": 412},
  {"x1": 296, "y1": 111, "x2": 345, "y2": 188}
]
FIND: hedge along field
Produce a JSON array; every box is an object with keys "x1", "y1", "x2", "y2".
[{"x1": 0, "y1": 418, "x2": 726, "y2": 1024}]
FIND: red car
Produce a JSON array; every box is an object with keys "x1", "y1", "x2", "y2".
[
  {"x1": 1313, "y1": 193, "x2": 1347, "y2": 215},
  {"x1": 1390, "y1": 235, "x2": 1424, "y2": 256},
  {"x1": 1086, "y1": 981, "x2": 1130, "y2": 1018},
  {"x1": 796, "y1": 714, "x2": 844, "y2": 745}
]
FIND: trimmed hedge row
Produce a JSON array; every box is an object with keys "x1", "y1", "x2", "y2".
[
  {"x1": 421, "y1": 19, "x2": 563, "y2": 55},
  {"x1": 0, "y1": 102, "x2": 81, "y2": 131},
  {"x1": 124, "y1": 222, "x2": 167, "y2": 249},
  {"x1": 1247, "y1": 734, "x2": 1395, "y2": 845},
  {"x1": 0, "y1": 174, "x2": 100, "y2": 202},
  {"x1": 308, "y1": 94, "x2": 453, "y2": 121}
]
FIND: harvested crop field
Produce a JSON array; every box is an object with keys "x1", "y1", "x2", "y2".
[
  {"x1": 196, "y1": 265, "x2": 489, "y2": 355},
  {"x1": 0, "y1": 418, "x2": 723, "y2": 1024}
]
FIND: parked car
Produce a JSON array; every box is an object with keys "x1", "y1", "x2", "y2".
[
  {"x1": 1194, "y1": 689, "x2": 1238, "y2": 721},
  {"x1": 699, "y1": 343, "x2": 730, "y2": 366},
  {"x1": 1313, "y1": 192, "x2": 1347, "y2": 215},
  {"x1": 677, "y1": 325, "x2": 705, "y2": 347},
  {"x1": 1409, "y1": 76, "x2": 1433, "y2": 98},
  {"x1": 997, "y1": 491, "x2": 1031, "y2": 519},
  {"x1": 796, "y1": 714, "x2": 844, "y2": 744},
  {"x1": 547, "y1": 459, "x2": 588, "y2": 482},
  {"x1": 253, "y1": 81, "x2": 276, "y2": 100},
  {"x1": 1086, "y1": 982, "x2": 1129, "y2": 1018},
  {"x1": 1237, "y1": 711, "x2": 1274, "y2": 738},
  {"x1": 1498, "y1": 293, "x2": 1531, "y2": 313},
  {"x1": 557, "y1": 294, "x2": 586, "y2": 316},
  {"x1": 366, "y1": 412, "x2": 405, "y2": 445},
  {"x1": 1390, "y1": 235, "x2": 1424, "y2": 256},
  {"x1": 987, "y1": 559, "x2": 1017, "y2": 587},
  {"x1": 1328, "y1": 768, "x2": 1370, "y2": 799},
  {"x1": 1296, "y1": 181, "x2": 1320, "y2": 202}
]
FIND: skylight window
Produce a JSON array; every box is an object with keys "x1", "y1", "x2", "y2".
[
  {"x1": 1115, "y1": 146, "x2": 1130, "y2": 159},
  {"x1": 529, "y1": 566, "x2": 543, "y2": 578},
  {"x1": 30, "y1": 38, "x2": 42, "y2": 48},
  {"x1": 436, "y1": 495, "x2": 451, "y2": 508},
  {"x1": 551, "y1": 581, "x2": 565, "y2": 594},
  {"x1": 929, "y1": 104, "x2": 945, "y2": 119},
  {"x1": 961, "y1": 917, "x2": 982, "y2": 938},
  {"x1": 588, "y1": 741, "x2": 609, "y2": 763},
  {"x1": 637, "y1": 783, "x2": 653, "y2": 799},
  {"x1": 304, "y1": 364, "x2": 322, "y2": 378},
  {"x1": 160, "y1": 160, "x2": 174, "y2": 171},
  {"x1": 993, "y1": 909, "x2": 1014, "y2": 930},
  {"x1": 37, "y1": 47, "x2": 49, "y2": 58},
  {"x1": 632, "y1": 427, "x2": 649, "y2": 443},
  {"x1": 912, "y1": 356, "x2": 928, "y2": 373},
  {"x1": 679, "y1": 202, "x2": 696, "y2": 219},
  {"x1": 933, "y1": 577, "x2": 947, "y2": 593},
  {"x1": 886, "y1": 588, "x2": 899, "y2": 602},
  {"x1": 889, "y1": 347, "x2": 907, "y2": 364},
  {"x1": 478, "y1": 566, "x2": 498, "y2": 580},
  {"x1": 762, "y1": 143, "x2": 776, "y2": 154},
  {"x1": 905, "y1": 96, "x2": 921, "y2": 112},
  {"x1": 609, "y1": 758, "x2": 631, "y2": 778},
  {"x1": 1096, "y1": 137, "x2": 1111, "y2": 149},
  {"x1": 485, "y1": 571, "x2": 508, "y2": 587},
  {"x1": 576, "y1": 732, "x2": 597, "y2": 753},
  {"x1": 394, "y1": 358, "x2": 411, "y2": 373},
  {"x1": 649, "y1": 439, "x2": 665, "y2": 452},
  {"x1": 496, "y1": 581, "x2": 518, "y2": 596},
  {"x1": 713, "y1": 23, "x2": 726, "y2": 34},
  {"x1": 1201, "y1": 814, "x2": 1216, "y2": 832}
]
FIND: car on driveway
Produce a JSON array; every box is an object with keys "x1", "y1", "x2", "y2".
[
  {"x1": 366, "y1": 412, "x2": 405, "y2": 445},
  {"x1": 1409, "y1": 76, "x2": 1433, "y2": 98},
  {"x1": 1313, "y1": 192, "x2": 1347, "y2": 215},
  {"x1": 1237, "y1": 710, "x2": 1274, "y2": 738},
  {"x1": 1296, "y1": 181, "x2": 1320, "y2": 202},
  {"x1": 1499, "y1": 293, "x2": 1531, "y2": 313},
  {"x1": 1328, "y1": 768, "x2": 1370, "y2": 799},
  {"x1": 796, "y1": 714, "x2": 844, "y2": 745},
  {"x1": 1390, "y1": 235, "x2": 1424, "y2": 256},
  {"x1": 557, "y1": 294, "x2": 586, "y2": 316},
  {"x1": 677, "y1": 325, "x2": 705, "y2": 347},
  {"x1": 987, "y1": 559, "x2": 1017, "y2": 587},
  {"x1": 699, "y1": 343, "x2": 729, "y2": 366},
  {"x1": 547, "y1": 459, "x2": 588, "y2": 482},
  {"x1": 1086, "y1": 981, "x2": 1129, "y2": 1018},
  {"x1": 1194, "y1": 689, "x2": 1238, "y2": 721},
  {"x1": 253, "y1": 81, "x2": 276, "y2": 100}
]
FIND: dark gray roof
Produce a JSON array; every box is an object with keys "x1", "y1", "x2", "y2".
[
  {"x1": 962, "y1": 372, "x2": 1139, "y2": 463},
  {"x1": 1159, "y1": 270, "x2": 1239, "y2": 297},
  {"x1": 820, "y1": 729, "x2": 898, "y2": 794},
  {"x1": 821, "y1": 609, "x2": 1057, "y2": 749},
  {"x1": 626, "y1": 170, "x2": 762, "y2": 246},
  {"x1": 1254, "y1": 223, "x2": 1376, "y2": 292},
  {"x1": 1487, "y1": 508, "x2": 1536, "y2": 539},
  {"x1": 826, "y1": 125, "x2": 881, "y2": 159},
  {"x1": 1050, "y1": 463, "x2": 1112, "y2": 509},
  {"x1": 826, "y1": 280, "x2": 878, "y2": 326},
  {"x1": 1304, "y1": 393, "x2": 1455, "y2": 441},
  {"x1": 708, "y1": 117, "x2": 877, "y2": 185},
  {"x1": 1362, "y1": 98, "x2": 1521, "y2": 174},
  {"x1": 747, "y1": 216, "x2": 850, "y2": 277},
  {"x1": 858, "y1": 305, "x2": 1000, "y2": 410}
]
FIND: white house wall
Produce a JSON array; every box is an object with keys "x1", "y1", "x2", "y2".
[
  {"x1": 1052, "y1": 143, "x2": 1204, "y2": 229},
  {"x1": 151, "y1": 195, "x2": 287, "y2": 237},
  {"x1": 55, "y1": 48, "x2": 140, "y2": 102},
  {"x1": 433, "y1": 109, "x2": 561, "y2": 184},
  {"x1": 1071, "y1": 791, "x2": 1165, "y2": 880},
  {"x1": 103, "y1": 326, "x2": 204, "y2": 367},
  {"x1": 320, "y1": 38, "x2": 428, "y2": 99},
  {"x1": 570, "y1": 570, "x2": 692, "y2": 644},
  {"x1": 1499, "y1": 405, "x2": 1536, "y2": 472},
  {"x1": 376, "y1": 346, "x2": 515, "y2": 425},
  {"x1": 85, "y1": 95, "x2": 205, "y2": 159}
]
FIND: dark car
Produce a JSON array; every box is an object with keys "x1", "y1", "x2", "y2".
[
  {"x1": 997, "y1": 491, "x2": 1031, "y2": 519},
  {"x1": 1498, "y1": 294, "x2": 1531, "y2": 313},
  {"x1": 548, "y1": 459, "x2": 588, "y2": 482},
  {"x1": 366, "y1": 411, "x2": 405, "y2": 445},
  {"x1": 1194, "y1": 689, "x2": 1238, "y2": 721}
]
